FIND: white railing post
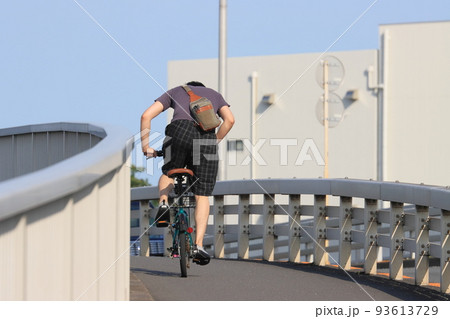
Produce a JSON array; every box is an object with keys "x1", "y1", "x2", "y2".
[
  {"x1": 339, "y1": 196, "x2": 353, "y2": 269},
  {"x1": 364, "y1": 199, "x2": 378, "y2": 275},
  {"x1": 163, "y1": 212, "x2": 173, "y2": 257},
  {"x1": 415, "y1": 205, "x2": 429, "y2": 286},
  {"x1": 139, "y1": 200, "x2": 150, "y2": 257},
  {"x1": 440, "y1": 209, "x2": 450, "y2": 294},
  {"x1": 238, "y1": 194, "x2": 250, "y2": 259},
  {"x1": 263, "y1": 194, "x2": 275, "y2": 261},
  {"x1": 214, "y1": 195, "x2": 225, "y2": 258},
  {"x1": 314, "y1": 195, "x2": 328, "y2": 266},
  {"x1": 390, "y1": 201, "x2": 404, "y2": 280},
  {"x1": 288, "y1": 194, "x2": 301, "y2": 263}
]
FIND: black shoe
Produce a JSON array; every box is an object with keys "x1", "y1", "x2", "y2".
[
  {"x1": 155, "y1": 202, "x2": 170, "y2": 228},
  {"x1": 193, "y1": 246, "x2": 210, "y2": 266}
]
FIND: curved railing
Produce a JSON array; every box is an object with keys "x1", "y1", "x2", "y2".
[
  {"x1": 132, "y1": 178, "x2": 450, "y2": 294},
  {"x1": 0, "y1": 122, "x2": 133, "y2": 300}
]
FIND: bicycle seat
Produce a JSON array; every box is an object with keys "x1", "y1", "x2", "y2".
[{"x1": 168, "y1": 168, "x2": 194, "y2": 179}]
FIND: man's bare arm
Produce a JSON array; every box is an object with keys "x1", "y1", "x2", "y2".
[
  {"x1": 216, "y1": 106, "x2": 235, "y2": 142},
  {"x1": 140, "y1": 101, "x2": 164, "y2": 156}
]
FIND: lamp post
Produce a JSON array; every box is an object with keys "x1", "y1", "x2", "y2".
[
  {"x1": 219, "y1": 0, "x2": 227, "y2": 98},
  {"x1": 218, "y1": 0, "x2": 227, "y2": 180}
]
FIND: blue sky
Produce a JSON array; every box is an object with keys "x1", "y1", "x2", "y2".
[{"x1": 1, "y1": 0, "x2": 449, "y2": 184}]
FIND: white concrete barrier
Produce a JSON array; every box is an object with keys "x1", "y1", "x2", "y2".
[{"x1": 0, "y1": 122, "x2": 133, "y2": 300}]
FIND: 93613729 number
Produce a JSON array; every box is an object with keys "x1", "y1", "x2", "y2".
[{"x1": 375, "y1": 305, "x2": 438, "y2": 316}]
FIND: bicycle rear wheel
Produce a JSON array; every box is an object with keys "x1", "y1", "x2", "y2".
[{"x1": 179, "y1": 232, "x2": 188, "y2": 277}]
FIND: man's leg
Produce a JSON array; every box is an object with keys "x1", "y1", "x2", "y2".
[
  {"x1": 158, "y1": 174, "x2": 174, "y2": 203},
  {"x1": 154, "y1": 174, "x2": 174, "y2": 227},
  {"x1": 194, "y1": 195, "x2": 210, "y2": 247}
]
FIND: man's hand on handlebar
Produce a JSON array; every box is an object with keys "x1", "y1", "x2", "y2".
[
  {"x1": 143, "y1": 148, "x2": 163, "y2": 158},
  {"x1": 143, "y1": 147, "x2": 157, "y2": 158}
]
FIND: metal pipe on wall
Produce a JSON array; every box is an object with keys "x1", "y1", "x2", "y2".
[
  {"x1": 323, "y1": 60, "x2": 329, "y2": 179},
  {"x1": 250, "y1": 71, "x2": 258, "y2": 180},
  {"x1": 377, "y1": 30, "x2": 389, "y2": 183}
]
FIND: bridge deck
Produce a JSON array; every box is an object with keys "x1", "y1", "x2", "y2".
[{"x1": 130, "y1": 256, "x2": 448, "y2": 301}]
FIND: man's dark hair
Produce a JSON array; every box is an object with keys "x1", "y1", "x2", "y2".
[{"x1": 186, "y1": 81, "x2": 205, "y2": 87}]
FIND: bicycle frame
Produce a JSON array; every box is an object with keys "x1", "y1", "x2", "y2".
[
  {"x1": 171, "y1": 208, "x2": 194, "y2": 251},
  {"x1": 168, "y1": 173, "x2": 195, "y2": 277}
]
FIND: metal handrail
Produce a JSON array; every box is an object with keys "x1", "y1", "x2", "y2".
[{"x1": 133, "y1": 178, "x2": 450, "y2": 294}]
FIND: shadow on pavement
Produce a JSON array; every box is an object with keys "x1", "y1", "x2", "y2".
[
  {"x1": 237, "y1": 259, "x2": 449, "y2": 301},
  {"x1": 131, "y1": 267, "x2": 181, "y2": 278}
]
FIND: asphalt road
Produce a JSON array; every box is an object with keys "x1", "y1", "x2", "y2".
[{"x1": 130, "y1": 256, "x2": 448, "y2": 301}]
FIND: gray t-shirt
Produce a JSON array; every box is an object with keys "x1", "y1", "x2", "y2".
[{"x1": 156, "y1": 85, "x2": 230, "y2": 123}]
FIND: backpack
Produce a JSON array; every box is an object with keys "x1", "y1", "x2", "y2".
[{"x1": 182, "y1": 85, "x2": 221, "y2": 131}]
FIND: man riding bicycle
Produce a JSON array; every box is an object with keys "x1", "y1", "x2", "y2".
[{"x1": 140, "y1": 81, "x2": 235, "y2": 265}]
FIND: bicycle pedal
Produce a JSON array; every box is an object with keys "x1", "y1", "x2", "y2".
[
  {"x1": 156, "y1": 221, "x2": 169, "y2": 228},
  {"x1": 193, "y1": 258, "x2": 210, "y2": 266}
]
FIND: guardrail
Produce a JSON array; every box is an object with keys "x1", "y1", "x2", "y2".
[
  {"x1": 0, "y1": 122, "x2": 133, "y2": 300},
  {"x1": 132, "y1": 178, "x2": 450, "y2": 294}
]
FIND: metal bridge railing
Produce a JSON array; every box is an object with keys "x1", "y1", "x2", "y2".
[
  {"x1": 0, "y1": 122, "x2": 133, "y2": 300},
  {"x1": 132, "y1": 178, "x2": 450, "y2": 294}
]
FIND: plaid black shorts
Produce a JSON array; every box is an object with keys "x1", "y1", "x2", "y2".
[{"x1": 162, "y1": 120, "x2": 218, "y2": 196}]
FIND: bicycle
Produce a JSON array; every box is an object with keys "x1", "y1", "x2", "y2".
[
  {"x1": 153, "y1": 151, "x2": 197, "y2": 278},
  {"x1": 167, "y1": 168, "x2": 196, "y2": 277}
]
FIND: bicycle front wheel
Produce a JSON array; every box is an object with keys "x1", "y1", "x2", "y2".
[{"x1": 179, "y1": 232, "x2": 188, "y2": 277}]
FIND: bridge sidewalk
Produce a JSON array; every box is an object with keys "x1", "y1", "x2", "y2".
[
  {"x1": 130, "y1": 271, "x2": 154, "y2": 301},
  {"x1": 129, "y1": 256, "x2": 448, "y2": 301}
]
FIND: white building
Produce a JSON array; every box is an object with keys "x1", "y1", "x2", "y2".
[{"x1": 167, "y1": 21, "x2": 450, "y2": 187}]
